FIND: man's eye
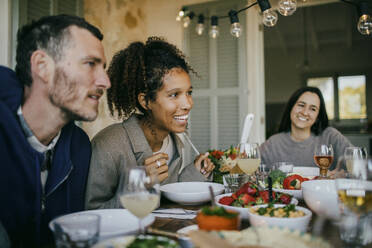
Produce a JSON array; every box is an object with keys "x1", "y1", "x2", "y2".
[
  {"x1": 170, "y1": 93, "x2": 178, "y2": 97},
  {"x1": 87, "y1": 61, "x2": 95, "y2": 67}
]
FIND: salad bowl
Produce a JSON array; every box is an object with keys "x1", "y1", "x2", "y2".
[
  {"x1": 216, "y1": 193, "x2": 298, "y2": 219},
  {"x1": 247, "y1": 204, "x2": 312, "y2": 232}
]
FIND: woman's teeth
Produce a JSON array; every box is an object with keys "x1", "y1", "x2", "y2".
[{"x1": 174, "y1": 115, "x2": 189, "y2": 121}]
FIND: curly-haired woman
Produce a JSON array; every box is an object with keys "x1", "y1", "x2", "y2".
[
  {"x1": 260, "y1": 86, "x2": 352, "y2": 170},
  {"x1": 85, "y1": 37, "x2": 214, "y2": 209}
]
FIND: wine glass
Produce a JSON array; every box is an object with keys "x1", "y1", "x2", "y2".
[
  {"x1": 119, "y1": 167, "x2": 160, "y2": 234},
  {"x1": 236, "y1": 143, "x2": 261, "y2": 176},
  {"x1": 314, "y1": 144, "x2": 334, "y2": 179}
]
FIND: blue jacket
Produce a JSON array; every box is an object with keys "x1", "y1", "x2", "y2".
[{"x1": 0, "y1": 66, "x2": 92, "y2": 247}]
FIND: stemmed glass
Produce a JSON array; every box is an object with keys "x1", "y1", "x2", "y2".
[
  {"x1": 313, "y1": 144, "x2": 334, "y2": 179},
  {"x1": 236, "y1": 143, "x2": 261, "y2": 176},
  {"x1": 119, "y1": 167, "x2": 160, "y2": 234}
]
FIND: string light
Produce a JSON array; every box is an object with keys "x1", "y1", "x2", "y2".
[
  {"x1": 209, "y1": 16, "x2": 219, "y2": 39},
  {"x1": 177, "y1": 0, "x2": 370, "y2": 38},
  {"x1": 183, "y1": 12, "x2": 195, "y2": 28},
  {"x1": 278, "y1": 0, "x2": 297, "y2": 16},
  {"x1": 258, "y1": 0, "x2": 278, "y2": 27},
  {"x1": 357, "y1": 2, "x2": 372, "y2": 35},
  {"x1": 176, "y1": 7, "x2": 187, "y2": 22},
  {"x1": 341, "y1": 0, "x2": 372, "y2": 35},
  {"x1": 229, "y1": 10, "x2": 242, "y2": 38},
  {"x1": 195, "y1": 14, "x2": 205, "y2": 35}
]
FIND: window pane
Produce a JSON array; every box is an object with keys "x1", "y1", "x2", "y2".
[
  {"x1": 307, "y1": 77, "x2": 334, "y2": 119},
  {"x1": 338, "y1": 75, "x2": 366, "y2": 119}
]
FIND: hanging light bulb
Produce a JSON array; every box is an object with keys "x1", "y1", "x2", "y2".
[
  {"x1": 278, "y1": 0, "x2": 297, "y2": 16},
  {"x1": 229, "y1": 10, "x2": 242, "y2": 38},
  {"x1": 209, "y1": 16, "x2": 219, "y2": 39},
  {"x1": 183, "y1": 12, "x2": 194, "y2": 28},
  {"x1": 258, "y1": 0, "x2": 278, "y2": 27},
  {"x1": 195, "y1": 14, "x2": 205, "y2": 35},
  {"x1": 176, "y1": 7, "x2": 187, "y2": 22},
  {"x1": 357, "y1": 2, "x2": 372, "y2": 35}
]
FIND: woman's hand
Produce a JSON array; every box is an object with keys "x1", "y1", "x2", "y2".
[
  {"x1": 194, "y1": 152, "x2": 215, "y2": 178},
  {"x1": 144, "y1": 153, "x2": 169, "y2": 182}
]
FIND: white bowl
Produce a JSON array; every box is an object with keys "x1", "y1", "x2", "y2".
[
  {"x1": 302, "y1": 180, "x2": 340, "y2": 220},
  {"x1": 273, "y1": 188, "x2": 303, "y2": 199},
  {"x1": 215, "y1": 193, "x2": 298, "y2": 220},
  {"x1": 247, "y1": 204, "x2": 312, "y2": 232},
  {"x1": 160, "y1": 182, "x2": 224, "y2": 205},
  {"x1": 293, "y1": 166, "x2": 319, "y2": 177}
]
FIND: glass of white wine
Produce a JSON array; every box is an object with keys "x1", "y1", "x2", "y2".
[
  {"x1": 119, "y1": 167, "x2": 160, "y2": 234},
  {"x1": 236, "y1": 143, "x2": 261, "y2": 176},
  {"x1": 335, "y1": 178, "x2": 372, "y2": 246}
]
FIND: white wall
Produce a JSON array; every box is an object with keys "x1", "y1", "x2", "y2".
[{"x1": 0, "y1": 0, "x2": 11, "y2": 67}]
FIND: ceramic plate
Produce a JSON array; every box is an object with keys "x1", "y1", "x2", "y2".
[
  {"x1": 160, "y1": 182, "x2": 224, "y2": 205},
  {"x1": 92, "y1": 235, "x2": 179, "y2": 248},
  {"x1": 49, "y1": 209, "x2": 155, "y2": 238}
]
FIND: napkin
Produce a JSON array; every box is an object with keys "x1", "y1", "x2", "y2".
[{"x1": 152, "y1": 208, "x2": 197, "y2": 219}]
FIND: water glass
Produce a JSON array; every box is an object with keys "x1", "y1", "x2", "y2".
[
  {"x1": 272, "y1": 162, "x2": 293, "y2": 175},
  {"x1": 335, "y1": 179, "x2": 372, "y2": 247},
  {"x1": 223, "y1": 174, "x2": 249, "y2": 193},
  {"x1": 52, "y1": 213, "x2": 100, "y2": 248}
]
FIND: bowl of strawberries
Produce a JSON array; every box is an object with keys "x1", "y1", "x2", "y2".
[{"x1": 215, "y1": 181, "x2": 297, "y2": 219}]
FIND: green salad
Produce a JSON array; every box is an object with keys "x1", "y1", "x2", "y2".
[{"x1": 127, "y1": 235, "x2": 179, "y2": 248}]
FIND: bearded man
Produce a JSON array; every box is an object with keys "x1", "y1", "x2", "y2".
[{"x1": 0, "y1": 14, "x2": 110, "y2": 247}]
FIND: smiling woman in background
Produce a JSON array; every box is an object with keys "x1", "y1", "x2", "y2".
[
  {"x1": 85, "y1": 37, "x2": 214, "y2": 209},
  {"x1": 260, "y1": 86, "x2": 352, "y2": 170}
]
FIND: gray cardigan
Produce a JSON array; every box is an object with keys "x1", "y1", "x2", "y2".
[{"x1": 85, "y1": 115, "x2": 208, "y2": 209}]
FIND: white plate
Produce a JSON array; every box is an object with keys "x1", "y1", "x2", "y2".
[
  {"x1": 177, "y1": 225, "x2": 198, "y2": 248},
  {"x1": 49, "y1": 209, "x2": 155, "y2": 238},
  {"x1": 273, "y1": 188, "x2": 303, "y2": 199},
  {"x1": 215, "y1": 193, "x2": 298, "y2": 219},
  {"x1": 160, "y1": 182, "x2": 224, "y2": 205},
  {"x1": 92, "y1": 235, "x2": 136, "y2": 248},
  {"x1": 92, "y1": 235, "x2": 179, "y2": 248}
]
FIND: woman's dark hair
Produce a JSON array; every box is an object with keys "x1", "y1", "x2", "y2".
[
  {"x1": 15, "y1": 14, "x2": 103, "y2": 86},
  {"x1": 107, "y1": 36, "x2": 194, "y2": 119},
  {"x1": 278, "y1": 86, "x2": 329, "y2": 135}
]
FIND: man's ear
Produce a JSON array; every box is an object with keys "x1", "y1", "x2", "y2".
[
  {"x1": 138, "y1": 93, "x2": 150, "y2": 111},
  {"x1": 30, "y1": 50, "x2": 54, "y2": 84}
]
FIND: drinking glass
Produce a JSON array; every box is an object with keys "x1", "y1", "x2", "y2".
[
  {"x1": 223, "y1": 174, "x2": 249, "y2": 193},
  {"x1": 335, "y1": 178, "x2": 372, "y2": 247},
  {"x1": 336, "y1": 147, "x2": 368, "y2": 180},
  {"x1": 119, "y1": 167, "x2": 160, "y2": 234},
  {"x1": 236, "y1": 143, "x2": 261, "y2": 176},
  {"x1": 52, "y1": 213, "x2": 100, "y2": 248},
  {"x1": 313, "y1": 144, "x2": 334, "y2": 178}
]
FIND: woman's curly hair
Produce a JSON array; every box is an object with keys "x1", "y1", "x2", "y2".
[{"x1": 107, "y1": 36, "x2": 195, "y2": 119}]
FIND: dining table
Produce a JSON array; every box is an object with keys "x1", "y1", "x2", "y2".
[{"x1": 150, "y1": 197, "x2": 345, "y2": 248}]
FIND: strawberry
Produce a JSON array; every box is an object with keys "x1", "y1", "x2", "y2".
[
  {"x1": 279, "y1": 194, "x2": 292, "y2": 204},
  {"x1": 246, "y1": 185, "x2": 257, "y2": 196},
  {"x1": 236, "y1": 182, "x2": 255, "y2": 196},
  {"x1": 218, "y1": 196, "x2": 235, "y2": 206},
  {"x1": 259, "y1": 190, "x2": 276, "y2": 203},
  {"x1": 231, "y1": 193, "x2": 238, "y2": 200},
  {"x1": 239, "y1": 193, "x2": 255, "y2": 205}
]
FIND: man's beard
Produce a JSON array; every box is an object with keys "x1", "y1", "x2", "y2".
[{"x1": 49, "y1": 67, "x2": 99, "y2": 122}]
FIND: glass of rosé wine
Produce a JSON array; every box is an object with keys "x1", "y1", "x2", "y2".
[{"x1": 314, "y1": 144, "x2": 334, "y2": 179}]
